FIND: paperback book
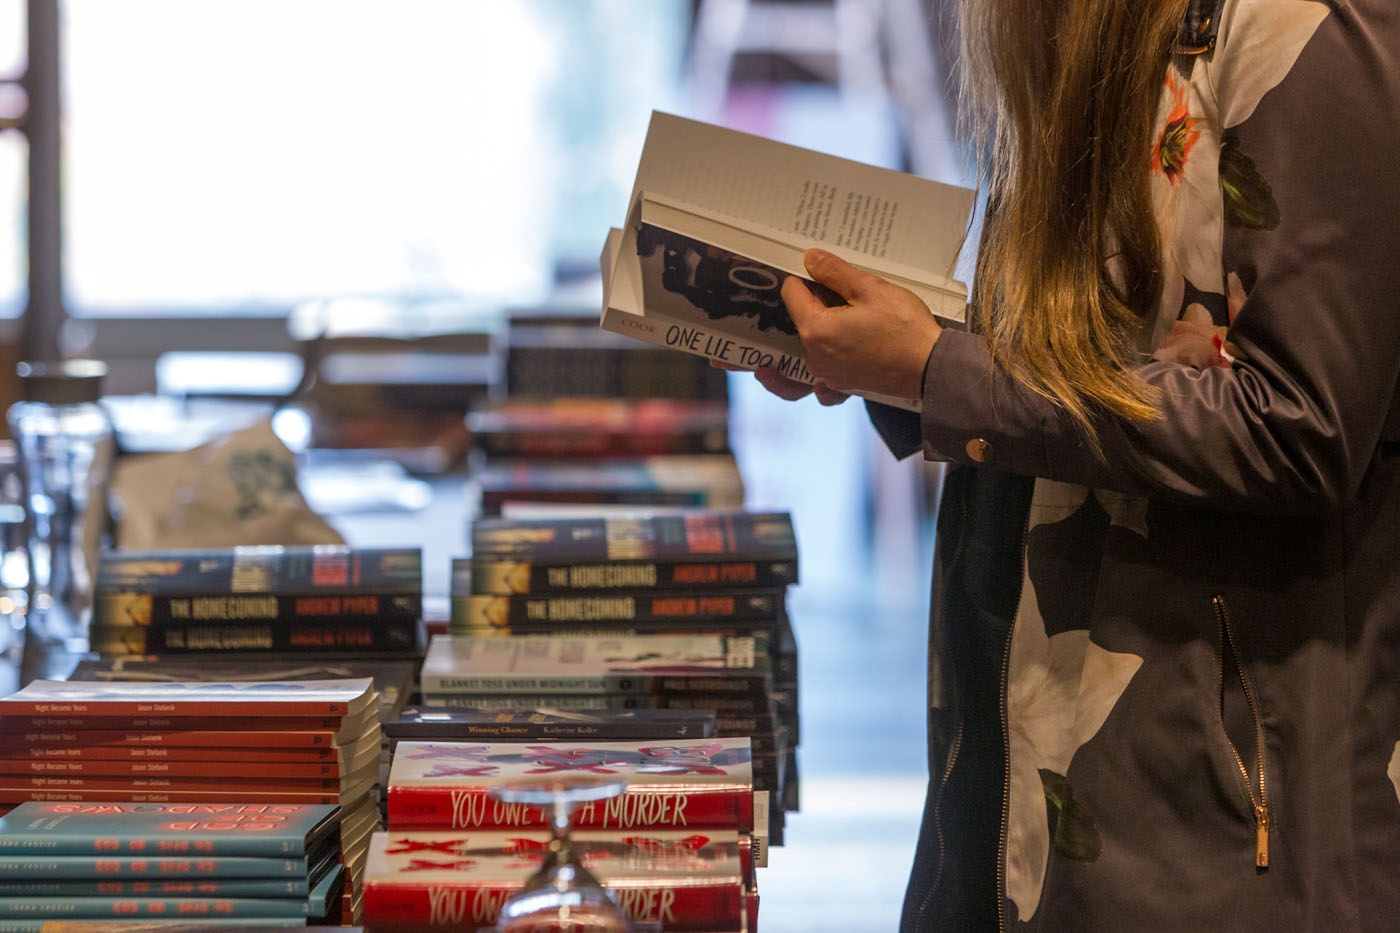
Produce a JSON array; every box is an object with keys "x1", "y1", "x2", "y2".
[
  {"x1": 469, "y1": 510, "x2": 797, "y2": 595},
  {"x1": 601, "y1": 111, "x2": 975, "y2": 412},
  {"x1": 453, "y1": 585, "x2": 785, "y2": 633},
  {"x1": 466, "y1": 397, "x2": 730, "y2": 459},
  {"x1": 0, "y1": 678, "x2": 378, "y2": 719},
  {"x1": 387, "y1": 738, "x2": 754, "y2": 832},
  {"x1": 94, "y1": 545, "x2": 422, "y2": 630},
  {"x1": 417, "y1": 633, "x2": 770, "y2": 697},
  {"x1": 385, "y1": 707, "x2": 716, "y2": 745},
  {"x1": 0, "y1": 802, "x2": 340, "y2": 857},
  {"x1": 474, "y1": 455, "x2": 744, "y2": 516}
]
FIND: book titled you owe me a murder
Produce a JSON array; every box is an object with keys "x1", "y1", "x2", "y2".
[
  {"x1": 469, "y1": 511, "x2": 797, "y2": 595},
  {"x1": 387, "y1": 738, "x2": 754, "y2": 833}
]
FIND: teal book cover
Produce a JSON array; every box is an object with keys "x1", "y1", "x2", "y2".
[{"x1": 0, "y1": 802, "x2": 339, "y2": 857}]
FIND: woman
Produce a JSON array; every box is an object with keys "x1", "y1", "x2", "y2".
[{"x1": 758, "y1": 0, "x2": 1400, "y2": 928}]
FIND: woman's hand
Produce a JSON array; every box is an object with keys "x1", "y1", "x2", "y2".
[{"x1": 779, "y1": 248, "x2": 942, "y2": 401}]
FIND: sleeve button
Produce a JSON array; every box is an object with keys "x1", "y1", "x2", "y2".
[{"x1": 965, "y1": 438, "x2": 992, "y2": 462}]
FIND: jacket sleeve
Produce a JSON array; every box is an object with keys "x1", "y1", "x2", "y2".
[{"x1": 917, "y1": 0, "x2": 1400, "y2": 516}]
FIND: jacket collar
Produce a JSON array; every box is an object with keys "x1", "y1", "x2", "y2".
[{"x1": 1174, "y1": 0, "x2": 1226, "y2": 54}]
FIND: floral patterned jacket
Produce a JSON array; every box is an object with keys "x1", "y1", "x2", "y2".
[{"x1": 869, "y1": 0, "x2": 1400, "y2": 929}]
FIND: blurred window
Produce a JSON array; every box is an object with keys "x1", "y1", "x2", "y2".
[
  {"x1": 0, "y1": 0, "x2": 23, "y2": 319},
  {"x1": 60, "y1": 0, "x2": 690, "y2": 317}
]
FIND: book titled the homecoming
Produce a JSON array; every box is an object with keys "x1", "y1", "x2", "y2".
[
  {"x1": 469, "y1": 511, "x2": 796, "y2": 595},
  {"x1": 93, "y1": 545, "x2": 422, "y2": 630}
]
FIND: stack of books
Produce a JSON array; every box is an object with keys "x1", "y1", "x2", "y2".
[
  {"x1": 0, "y1": 678, "x2": 383, "y2": 921},
  {"x1": 451, "y1": 509, "x2": 801, "y2": 834},
  {"x1": 466, "y1": 397, "x2": 743, "y2": 517},
  {"x1": 370, "y1": 737, "x2": 760, "y2": 931},
  {"x1": 89, "y1": 545, "x2": 425, "y2": 660},
  {"x1": 0, "y1": 801, "x2": 345, "y2": 927}
]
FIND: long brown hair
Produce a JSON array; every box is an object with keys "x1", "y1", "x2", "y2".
[{"x1": 959, "y1": 0, "x2": 1190, "y2": 431}]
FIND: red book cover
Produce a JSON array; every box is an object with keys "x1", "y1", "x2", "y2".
[
  {"x1": 0, "y1": 678, "x2": 376, "y2": 719},
  {"x1": 14, "y1": 741, "x2": 368, "y2": 764},
  {"x1": 387, "y1": 739, "x2": 753, "y2": 833},
  {"x1": 362, "y1": 828, "x2": 747, "y2": 932},
  {"x1": 0, "y1": 757, "x2": 352, "y2": 779},
  {"x1": 9, "y1": 729, "x2": 356, "y2": 749},
  {"x1": 0, "y1": 788, "x2": 360, "y2": 805},
  {"x1": 0, "y1": 714, "x2": 350, "y2": 733}
]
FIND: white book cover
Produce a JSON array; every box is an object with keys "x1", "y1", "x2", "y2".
[{"x1": 601, "y1": 111, "x2": 977, "y2": 412}]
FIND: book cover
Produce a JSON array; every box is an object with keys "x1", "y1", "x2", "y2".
[
  {"x1": 88, "y1": 615, "x2": 420, "y2": 655},
  {"x1": 417, "y1": 634, "x2": 769, "y2": 697},
  {"x1": 454, "y1": 587, "x2": 784, "y2": 632},
  {"x1": 385, "y1": 707, "x2": 716, "y2": 744},
  {"x1": 12, "y1": 727, "x2": 383, "y2": 765},
  {"x1": 0, "y1": 757, "x2": 364, "y2": 780},
  {"x1": 466, "y1": 397, "x2": 730, "y2": 459},
  {"x1": 469, "y1": 511, "x2": 797, "y2": 595},
  {"x1": 66, "y1": 656, "x2": 417, "y2": 725},
  {"x1": 474, "y1": 455, "x2": 744, "y2": 517},
  {"x1": 0, "y1": 802, "x2": 339, "y2": 857},
  {"x1": 362, "y1": 828, "x2": 746, "y2": 931},
  {"x1": 0, "y1": 847, "x2": 335, "y2": 880},
  {"x1": 0, "y1": 864, "x2": 342, "y2": 920},
  {"x1": 387, "y1": 739, "x2": 753, "y2": 833},
  {"x1": 0, "y1": 678, "x2": 377, "y2": 719},
  {"x1": 0, "y1": 789, "x2": 365, "y2": 807},
  {"x1": 95, "y1": 546, "x2": 421, "y2": 596},
  {"x1": 600, "y1": 111, "x2": 975, "y2": 413}
]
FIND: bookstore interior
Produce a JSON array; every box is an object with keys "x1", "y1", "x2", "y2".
[{"x1": 0, "y1": 2, "x2": 966, "y2": 930}]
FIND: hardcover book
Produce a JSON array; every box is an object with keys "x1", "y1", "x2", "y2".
[
  {"x1": 0, "y1": 802, "x2": 339, "y2": 857},
  {"x1": 387, "y1": 738, "x2": 754, "y2": 832},
  {"x1": 469, "y1": 511, "x2": 797, "y2": 595},
  {"x1": 466, "y1": 397, "x2": 730, "y2": 459},
  {"x1": 0, "y1": 863, "x2": 342, "y2": 920},
  {"x1": 362, "y1": 828, "x2": 748, "y2": 931},
  {"x1": 0, "y1": 678, "x2": 377, "y2": 719},
  {"x1": 474, "y1": 455, "x2": 744, "y2": 516},
  {"x1": 600, "y1": 111, "x2": 975, "y2": 412},
  {"x1": 385, "y1": 707, "x2": 716, "y2": 745},
  {"x1": 417, "y1": 633, "x2": 769, "y2": 697}
]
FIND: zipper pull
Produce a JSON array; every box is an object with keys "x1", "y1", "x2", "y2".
[{"x1": 1255, "y1": 803, "x2": 1270, "y2": 868}]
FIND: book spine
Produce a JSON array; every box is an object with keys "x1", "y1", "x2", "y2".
[
  {"x1": 387, "y1": 786, "x2": 753, "y2": 833},
  {"x1": 418, "y1": 674, "x2": 611, "y2": 694},
  {"x1": 0, "y1": 700, "x2": 356, "y2": 716},
  {"x1": 0, "y1": 895, "x2": 312, "y2": 920},
  {"x1": 0, "y1": 877, "x2": 312, "y2": 897},
  {"x1": 0, "y1": 715, "x2": 345, "y2": 732},
  {"x1": 8, "y1": 729, "x2": 346, "y2": 748},
  {"x1": 2, "y1": 775, "x2": 345, "y2": 793},
  {"x1": 15, "y1": 744, "x2": 347, "y2": 763},
  {"x1": 479, "y1": 489, "x2": 707, "y2": 516},
  {"x1": 89, "y1": 615, "x2": 421, "y2": 654},
  {"x1": 0, "y1": 855, "x2": 315, "y2": 879},
  {"x1": 0, "y1": 757, "x2": 347, "y2": 778},
  {"x1": 471, "y1": 558, "x2": 797, "y2": 595},
  {"x1": 95, "y1": 591, "x2": 421, "y2": 628},
  {"x1": 384, "y1": 721, "x2": 711, "y2": 742},
  {"x1": 457, "y1": 591, "x2": 783, "y2": 628},
  {"x1": 364, "y1": 880, "x2": 742, "y2": 931},
  {"x1": 0, "y1": 789, "x2": 351, "y2": 805}
]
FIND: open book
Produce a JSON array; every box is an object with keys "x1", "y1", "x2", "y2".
[{"x1": 600, "y1": 111, "x2": 976, "y2": 412}]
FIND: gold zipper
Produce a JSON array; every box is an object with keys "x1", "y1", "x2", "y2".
[{"x1": 1212, "y1": 593, "x2": 1270, "y2": 868}]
